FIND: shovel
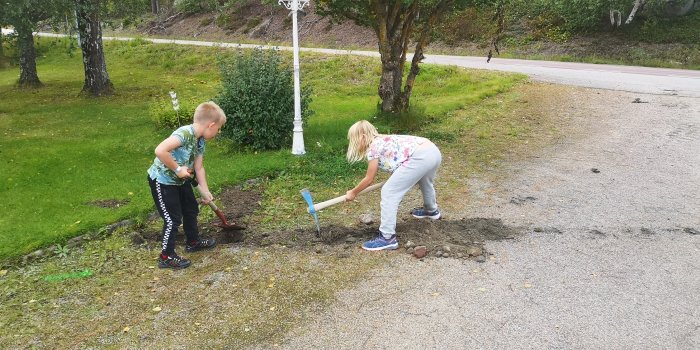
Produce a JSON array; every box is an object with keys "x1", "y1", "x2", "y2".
[
  {"x1": 203, "y1": 200, "x2": 246, "y2": 230},
  {"x1": 300, "y1": 182, "x2": 384, "y2": 236},
  {"x1": 193, "y1": 178, "x2": 246, "y2": 230}
]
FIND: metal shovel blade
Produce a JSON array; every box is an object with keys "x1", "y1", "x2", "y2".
[{"x1": 300, "y1": 188, "x2": 321, "y2": 236}]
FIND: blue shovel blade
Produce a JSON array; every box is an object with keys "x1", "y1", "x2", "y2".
[{"x1": 300, "y1": 188, "x2": 321, "y2": 235}]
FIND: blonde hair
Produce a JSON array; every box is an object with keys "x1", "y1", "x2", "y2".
[
  {"x1": 347, "y1": 120, "x2": 379, "y2": 163},
  {"x1": 193, "y1": 101, "x2": 227, "y2": 125}
]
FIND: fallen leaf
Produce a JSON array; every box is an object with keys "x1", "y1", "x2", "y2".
[
  {"x1": 0, "y1": 269, "x2": 7, "y2": 276},
  {"x1": 152, "y1": 306, "x2": 162, "y2": 312},
  {"x1": 225, "y1": 267, "x2": 232, "y2": 272},
  {"x1": 523, "y1": 283, "x2": 532, "y2": 288},
  {"x1": 122, "y1": 326, "x2": 130, "y2": 333},
  {"x1": 269, "y1": 306, "x2": 276, "y2": 311},
  {"x1": 478, "y1": 287, "x2": 487, "y2": 292}
]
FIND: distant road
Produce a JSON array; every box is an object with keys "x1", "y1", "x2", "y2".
[{"x1": 27, "y1": 32, "x2": 700, "y2": 97}]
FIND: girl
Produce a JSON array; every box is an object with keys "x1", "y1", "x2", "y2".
[{"x1": 346, "y1": 120, "x2": 442, "y2": 251}]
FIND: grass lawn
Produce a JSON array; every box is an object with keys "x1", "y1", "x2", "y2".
[{"x1": 0, "y1": 37, "x2": 523, "y2": 261}]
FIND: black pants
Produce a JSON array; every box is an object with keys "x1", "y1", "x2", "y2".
[{"x1": 148, "y1": 176, "x2": 200, "y2": 255}]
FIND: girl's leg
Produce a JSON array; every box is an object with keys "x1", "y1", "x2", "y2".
[
  {"x1": 379, "y1": 163, "x2": 427, "y2": 237},
  {"x1": 416, "y1": 144, "x2": 442, "y2": 211},
  {"x1": 148, "y1": 177, "x2": 183, "y2": 255}
]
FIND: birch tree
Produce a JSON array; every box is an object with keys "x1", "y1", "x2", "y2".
[
  {"x1": 0, "y1": 0, "x2": 69, "y2": 88},
  {"x1": 76, "y1": 0, "x2": 114, "y2": 96}
]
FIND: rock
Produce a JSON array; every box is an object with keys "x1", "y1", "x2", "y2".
[
  {"x1": 345, "y1": 236, "x2": 357, "y2": 243},
  {"x1": 533, "y1": 227, "x2": 543, "y2": 232},
  {"x1": 413, "y1": 246, "x2": 427, "y2": 259},
  {"x1": 358, "y1": 213, "x2": 374, "y2": 225},
  {"x1": 406, "y1": 247, "x2": 414, "y2": 255},
  {"x1": 66, "y1": 235, "x2": 85, "y2": 248},
  {"x1": 443, "y1": 245, "x2": 451, "y2": 253},
  {"x1": 456, "y1": 253, "x2": 464, "y2": 259},
  {"x1": 476, "y1": 255, "x2": 486, "y2": 263},
  {"x1": 405, "y1": 240, "x2": 415, "y2": 249},
  {"x1": 466, "y1": 246, "x2": 482, "y2": 257},
  {"x1": 684, "y1": 227, "x2": 700, "y2": 235},
  {"x1": 315, "y1": 247, "x2": 323, "y2": 254},
  {"x1": 442, "y1": 252, "x2": 450, "y2": 258},
  {"x1": 436, "y1": 250, "x2": 443, "y2": 257}
]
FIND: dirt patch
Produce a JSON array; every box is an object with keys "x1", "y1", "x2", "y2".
[
  {"x1": 88, "y1": 198, "x2": 130, "y2": 208},
  {"x1": 136, "y1": 184, "x2": 518, "y2": 260}
]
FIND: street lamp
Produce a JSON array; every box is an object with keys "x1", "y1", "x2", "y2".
[{"x1": 278, "y1": 0, "x2": 309, "y2": 155}]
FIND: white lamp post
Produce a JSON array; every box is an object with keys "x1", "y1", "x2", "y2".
[{"x1": 279, "y1": 0, "x2": 309, "y2": 155}]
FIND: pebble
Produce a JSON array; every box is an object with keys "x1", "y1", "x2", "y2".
[
  {"x1": 476, "y1": 255, "x2": 486, "y2": 263},
  {"x1": 414, "y1": 246, "x2": 427, "y2": 259},
  {"x1": 405, "y1": 240, "x2": 415, "y2": 248},
  {"x1": 358, "y1": 213, "x2": 374, "y2": 224}
]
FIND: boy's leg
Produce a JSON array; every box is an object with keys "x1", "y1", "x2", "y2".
[
  {"x1": 182, "y1": 183, "x2": 216, "y2": 252},
  {"x1": 180, "y1": 183, "x2": 200, "y2": 242},
  {"x1": 148, "y1": 177, "x2": 183, "y2": 256}
]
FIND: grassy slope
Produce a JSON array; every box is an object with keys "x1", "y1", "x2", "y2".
[{"x1": 0, "y1": 38, "x2": 523, "y2": 260}]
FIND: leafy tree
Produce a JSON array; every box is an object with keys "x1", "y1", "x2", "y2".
[
  {"x1": 0, "y1": 0, "x2": 70, "y2": 88},
  {"x1": 76, "y1": 0, "x2": 114, "y2": 96},
  {"x1": 317, "y1": 0, "x2": 471, "y2": 113}
]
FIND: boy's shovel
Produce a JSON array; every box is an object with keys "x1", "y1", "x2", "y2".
[
  {"x1": 193, "y1": 179, "x2": 245, "y2": 231},
  {"x1": 300, "y1": 182, "x2": 384, "y2": 236}
]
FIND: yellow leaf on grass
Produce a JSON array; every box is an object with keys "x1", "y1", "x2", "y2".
[
  {"x1": 152, "y1": 306, "x2": 162, "y2": 312},
  {"x1": 122, "y1": 326, "x2": 131, "y2": 333}
]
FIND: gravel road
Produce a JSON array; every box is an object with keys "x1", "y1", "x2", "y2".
[{"x1": 268, "y1": 88, "x2": 699, "y2": 349}]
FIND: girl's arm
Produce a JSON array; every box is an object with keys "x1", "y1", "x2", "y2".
[
  {"x1": 193, "y1": 155, "x2": 213, "y2": 204},
  {"x1": 154, "y1": 136, "x2": 190, "y2": 179},
  {"x1": 346, "y1": 159, "x2": 379, "y2": 201}
]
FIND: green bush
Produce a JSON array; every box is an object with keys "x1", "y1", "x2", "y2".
[
  {"x1": 214, "y1": 48, "x2": 313, "y2": 151},
  {"x1": 149, "y1": 94, "x2": 199, "y2": 129}
]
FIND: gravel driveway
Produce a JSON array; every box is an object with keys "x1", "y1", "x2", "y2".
[{"x1": 268, "y1": 87, "x2": 700, "y2": 349}]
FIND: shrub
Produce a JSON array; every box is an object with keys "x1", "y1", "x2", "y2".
[
  {"x1": 149, "y1": 93, "x2": 199, "y2": 129},
  {"x1": 214, "y1": 48, "x2": 313, "y2": 151}
]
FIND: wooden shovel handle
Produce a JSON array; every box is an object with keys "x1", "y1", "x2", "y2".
[{"x1": 313, "y1": 182, "x2": 384, "y2": 212}]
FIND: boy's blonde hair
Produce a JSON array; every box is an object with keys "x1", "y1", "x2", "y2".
[
  {"x1": 347, "y1": 120, "x2": 379, "y2": 163},
  {"x1": 194, "y1": 101, "x2": 227, "y2": 125}
]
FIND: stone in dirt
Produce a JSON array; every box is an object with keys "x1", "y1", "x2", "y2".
[{"x1": 414, "y1": 246, "x2": 427, "y2": 259}]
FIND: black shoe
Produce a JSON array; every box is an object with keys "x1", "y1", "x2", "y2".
[
  {"x1": 185, "y1": 238, "x2": 217, "y2": 252},
  {"x1": 158, "y1": 253, "x2": 191, "y2": 269}
]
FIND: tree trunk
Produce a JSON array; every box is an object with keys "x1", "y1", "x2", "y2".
[
  {"x1": 151, "y1": 0, "x2": 160, "y2": 14},
  {"x1": 76, "y1": 0, "x2": 114, "y2": 96},
  {"x1": 16, "y1": 27, "x2": 42, "y2": 88},
  {"x1": 0, "y1": 31, "x2": 4, "y2": 57},
  {"x1": 374, "y1": 0, "x2": 417, "y2": 113}
]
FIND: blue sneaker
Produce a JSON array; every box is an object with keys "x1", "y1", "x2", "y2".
[
  {"x1": 411, "y1": 207, "x2": 441, "y2": 220},
  {"x1": 362, "y1": 233, "x2": 399, "y2": 251}
]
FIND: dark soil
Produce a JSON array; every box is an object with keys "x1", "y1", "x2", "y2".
[{"x1": 136, "y1": 184, "x2": 519, "y2": 260}]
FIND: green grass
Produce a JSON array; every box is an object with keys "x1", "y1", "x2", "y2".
[{"x1": 0, "y1": 37, "x2": 521, "y2": 261}]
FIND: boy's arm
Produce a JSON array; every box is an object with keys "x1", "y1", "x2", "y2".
[
  {"x1": 346, "y1": 159, "x2": 379, "y2": 201},
  {"x1": 193, "y1": 155, "x2": 213, "y2": 204},
  {"x1": 155, "y1": 136, "x2": 191, "y2": 179}
]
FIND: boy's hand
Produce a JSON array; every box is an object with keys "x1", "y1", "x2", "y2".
[
  {"x1": 175, "y1": 166, "x2": 192, "y2": 179},
  {"x1": 200, "y1": 191, "x2": 214, "y2": 204}
]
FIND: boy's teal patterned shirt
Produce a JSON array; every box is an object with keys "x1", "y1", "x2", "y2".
[{"x1": 147, "y1": 124, "x2": 206, "y2": 185}]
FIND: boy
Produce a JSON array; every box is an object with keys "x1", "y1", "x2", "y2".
[{"x1": 147, "y1": 101, "x2": 226, "y2": 269}]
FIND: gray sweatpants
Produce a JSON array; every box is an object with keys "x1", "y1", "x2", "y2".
[{"x1": 379, "y1": 142, "x2": 442, "y2": 237}]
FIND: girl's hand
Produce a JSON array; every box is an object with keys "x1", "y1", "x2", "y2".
[{"x1": 346, "y1": 190, "x2": 357, "y2": 201}]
